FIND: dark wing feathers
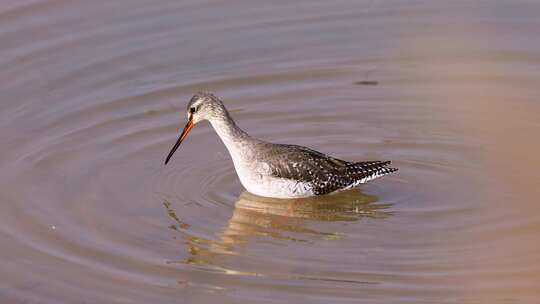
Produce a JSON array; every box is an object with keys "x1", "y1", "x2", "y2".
[{"x1": 263, "y1": 144, "x2": 397, "y2": 195}]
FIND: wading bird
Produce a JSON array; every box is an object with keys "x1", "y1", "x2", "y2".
[{"x1": 165, "y1": 93, "x2": 397, "y2": 199}]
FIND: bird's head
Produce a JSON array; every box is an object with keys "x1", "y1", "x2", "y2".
[
  {"x1": 165, "y1": 92, "x2": 226, "y2": 164},
  {"x1": 186, "y1": 92, "x2": 226, "y2": 124}
]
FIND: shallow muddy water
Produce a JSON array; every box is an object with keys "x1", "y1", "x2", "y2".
[{"x1": 1, "y1": 1, "x2": 540, "y2": 303}]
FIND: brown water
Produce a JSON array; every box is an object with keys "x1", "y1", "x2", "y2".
[{"x1": 1, "y1": 1, "x2": 540, "y2": 303}]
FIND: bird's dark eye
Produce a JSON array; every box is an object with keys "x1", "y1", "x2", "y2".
[{"x1": 189, "y1": 106, "x2": 196, "y2": 114}]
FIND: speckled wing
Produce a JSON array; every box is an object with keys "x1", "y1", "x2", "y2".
[{"x1": 263, "y1": 144, "x2": 397, "y2": 195}]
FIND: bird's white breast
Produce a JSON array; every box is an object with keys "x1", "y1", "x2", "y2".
[
  {"x1": 232, "y1": 159, "x2": 315, "y2": 199},
  {"x1": 214, "y1": 125, "x2": 315, "y2": 198}
]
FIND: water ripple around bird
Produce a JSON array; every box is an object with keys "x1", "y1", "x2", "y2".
[{"x1": 1, "y1": 1, "x2": 539, "y2": 303}]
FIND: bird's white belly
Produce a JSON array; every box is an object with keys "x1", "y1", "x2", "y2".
[
  {"x1": 243, "y1": 174, "x2": 315, "y2": 199},
  {"x1": 233, "y1": 161, "x2": 314, "y2": 199}
]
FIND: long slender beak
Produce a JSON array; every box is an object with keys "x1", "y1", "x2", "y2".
[{"x1": 165, "y1": 117, "x2": 194, "y2": 165}]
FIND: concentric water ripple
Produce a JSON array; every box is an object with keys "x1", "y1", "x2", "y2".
[{"x1": 2, "y1": 1, "x2": 540, "y2": 303}]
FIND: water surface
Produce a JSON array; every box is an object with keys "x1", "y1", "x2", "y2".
[{"x1": 1, "y1": 1, "x2": 540, "y2": 303}]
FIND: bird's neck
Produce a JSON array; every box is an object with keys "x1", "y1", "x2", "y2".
[{"x1": 209, "y1": 112, "x2": 253, "y2": 154}]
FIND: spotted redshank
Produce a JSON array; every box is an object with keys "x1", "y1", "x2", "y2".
[{"x1": 165, "y1": 93, "x2": 397, "y2": 198}]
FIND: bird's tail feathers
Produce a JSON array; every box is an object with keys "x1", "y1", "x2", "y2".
[{"x1": 347, "y1": 160, "x2": 398, "y2": 184}]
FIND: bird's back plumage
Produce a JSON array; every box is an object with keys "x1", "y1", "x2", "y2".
[{"x1": 256, "y1": 143, "x2": 398, "y2": 196}]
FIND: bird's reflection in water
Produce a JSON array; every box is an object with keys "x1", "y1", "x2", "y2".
[{"x1": 164, "y1": 189, "x2": 392, "y2": 270}]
